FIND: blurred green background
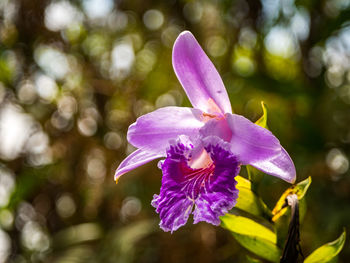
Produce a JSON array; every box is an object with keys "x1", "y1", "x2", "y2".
[{"x1": 0, "y1": 0, "x2": 349, "y2": 262}]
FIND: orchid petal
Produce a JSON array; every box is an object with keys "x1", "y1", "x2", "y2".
[
  {"x1": 226, "y1": 113, "x2": 296, "y2": 182},
  {"x1": 193, "y1": 136, "x2": 240, "y2": 225},
  {"x1": 249, "y1": 147, "x2": 296, "y2": 183},
  {"x1": 114, "y1": 149, "x2": 163, "y2": 181},
  {"x1": 226, "y1": 113, "x2": 282, "y2": 164},
  {"x1": 128, "y1": 106, "x2": 205, "y2": 155},
  {"x1": 152, "y1": 136, "x2": 240, "y2": 232},
  {"x1": 172, "y1": 31, "x2": 232, "y2": 115},
  {"x1": 199, "y1": 117, "x2": 232, "y2": 142},
  {"x1": 152, "y1": 138, "x2": 195, "y2": 232},
  {"x1": 152, "y1": 193, "x2": 193, "y2": 233}
]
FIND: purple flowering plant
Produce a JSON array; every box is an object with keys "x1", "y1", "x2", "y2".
[
  {"x1": 115, "y1": 31, "x2": 296, "y2": 232},
  {"x1": 113, "y1": 31, "x2": 347, "y2": 262}
]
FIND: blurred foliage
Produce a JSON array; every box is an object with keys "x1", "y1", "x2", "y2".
[{"x1": 0, "y1": 0, "x2": 350, "y2": 262}]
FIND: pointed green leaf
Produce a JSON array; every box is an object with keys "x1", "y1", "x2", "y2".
[
  {"x1": 233, "y1": 233, "x2": 281, "y2": 262},
  {"x1": 272, "y1": 177, "x2": 312, "y2": 222},
  {"x1": 235, "y1": 186, "x2": 262, "y2": 216},
  {"x1": 221, "y1": 214, "x2": 276, "y2": 243},
  {"x1": 236, "y1": 175, "x2": 252, "y2": 189},
  {"x1": 255, "y1": 101, "x2": 268, "y2": 129},
  {"x1": 235, "y1": 176, "x2": 271, "y2": 217},
  {"x1": 246, "y1": 165, "x2": 264, "y2": 186},
  {"x1": 235, "y1": 175, "x2": 261, "y2": 216},
  {"x1": 304, "y1": 230, "x2": 346, "y2": 263},
  {"x1": 294, "y1": 176, "x2": 312, "y2": 200},
  {"x1": 221, "y1": 214, "x2": 281, "y2": 262}
]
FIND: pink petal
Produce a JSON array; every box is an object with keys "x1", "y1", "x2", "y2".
[
  {"x1": 226, "y1": 113, "x2": 296, "y2": 183},
  {"x1": 128, "y1": 106, "x2": 205, "y2": 155},
  {"x1": 249, "y1": 147, "x2": 296, "y2": 183},
  {"x1": 114, "y1": 149, "x2": 163, "y2": 181},
  {"x1": 172, "y1": 31, "x2": 232, "y2": 115},
  {"x1": 199, "y1": 117, "x2": 232, "y2": 142},
  {"x1": 226, "y1": 113, "x2": 281, "y2": 163}
]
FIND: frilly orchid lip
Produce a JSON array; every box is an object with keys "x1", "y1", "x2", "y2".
[
  {"x1": 114, "y1": 31, "x2": 296, "y2": 232},
  {"x1": 152, "y1": 135, "x2": 240, "y2": 232}
]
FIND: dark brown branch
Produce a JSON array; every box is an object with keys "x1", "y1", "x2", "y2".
[{"x1": 280, "y1": 194, "x2": 304, "y2": 263}]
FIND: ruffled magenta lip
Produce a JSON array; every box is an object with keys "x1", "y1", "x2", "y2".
[{"x1": 152, "y1": 136, "x2": 240, "y2": 232}]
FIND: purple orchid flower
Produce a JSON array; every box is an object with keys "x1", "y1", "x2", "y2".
[{"x1": 115, "y1": 31, "x2": 296, "y2": 232}]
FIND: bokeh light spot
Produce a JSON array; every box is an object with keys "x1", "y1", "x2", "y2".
[
  {"x1": 45, "y1": 1, "x2": 83, "y2": 32},
  {"x1": 0, "y1": 229, "x2": 11, "y2": 262},
  {"x1": 82, "y1": 0, "x2": 114, "y2": 20},
  {"x1": 34, "y1": 46, "x2": 69, "y2": 80},
  {"x1": 326, "y1": 148, "x2": 349, "y2": 174},
  {"x1": 56, "y1": 194, "x2": 76, "y2": 219},
  {"x1": 120, "y1": 196, "x2": 142, "y2": 221},
  {"x1": 104, "y1": 132, "x2": 123, "y2": 150},
  {"x1": 206, "y1": 36, "x2": 228, "y2": 57},
  {"x1": 265, "y1": 27, "x2": 297, "y2": 58},
  {"x1": 111, "y1": 42, "x2": 135, "y2": 79},
  {"x1": 143, "y1": 9, "x2": 164, "y2": 30},
  {"x1": 78, "y1": 117, "x2": 97, "y2": 137},
  {"x1": 0, "y1": 167, "x2": 15, "y2": 207},
  {"x1": 34, "y1": 73, "x2": 58, "y2": 102},
  {"x1": 21, "y1": 221, "x2": 50, "y2": 252}
]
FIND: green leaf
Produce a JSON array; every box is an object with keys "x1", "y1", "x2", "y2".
[
  {"x1": 53, "y1": 223, "x2": 103, "y2": 249},
  {"x1": 246, "y1": 165, "x2": 263, "y2": 186},
  {"x1": 246, "y1": 255, "x2": 263, "y2": 263},
  {"x1": 235, "y1": 186, "x2": 262, "y2": 216},
  {"x1": 233, "y1": 233, "x2": 281, "y2": 262},
  {"x1": 235, "y1": 176, "x2": 260, "y2": 215},
  {"x1": 304, "y1": 230, "x2": 346, "y2": 263},
  {"x1": 255, "y1": 101, "x2": 268, "y2": 129},
  {"x1": 272, "y1": 177, "x2": 312, "y2": 222},
  {"x1": 222, "y1": 213, "x2": 276, "y2": 243},
  {"x1": 236, "y1": 175, "x2": 252, "y2": 189},
  {"x1": 221, "y1": 214, "x2": 281, "y2": 262},
  {"x1": 235, "y1": 176, "x2": 271, "y2": 217},
  {"x1": 294, "y1": 176, "x2": 312, "y2": 199}
]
